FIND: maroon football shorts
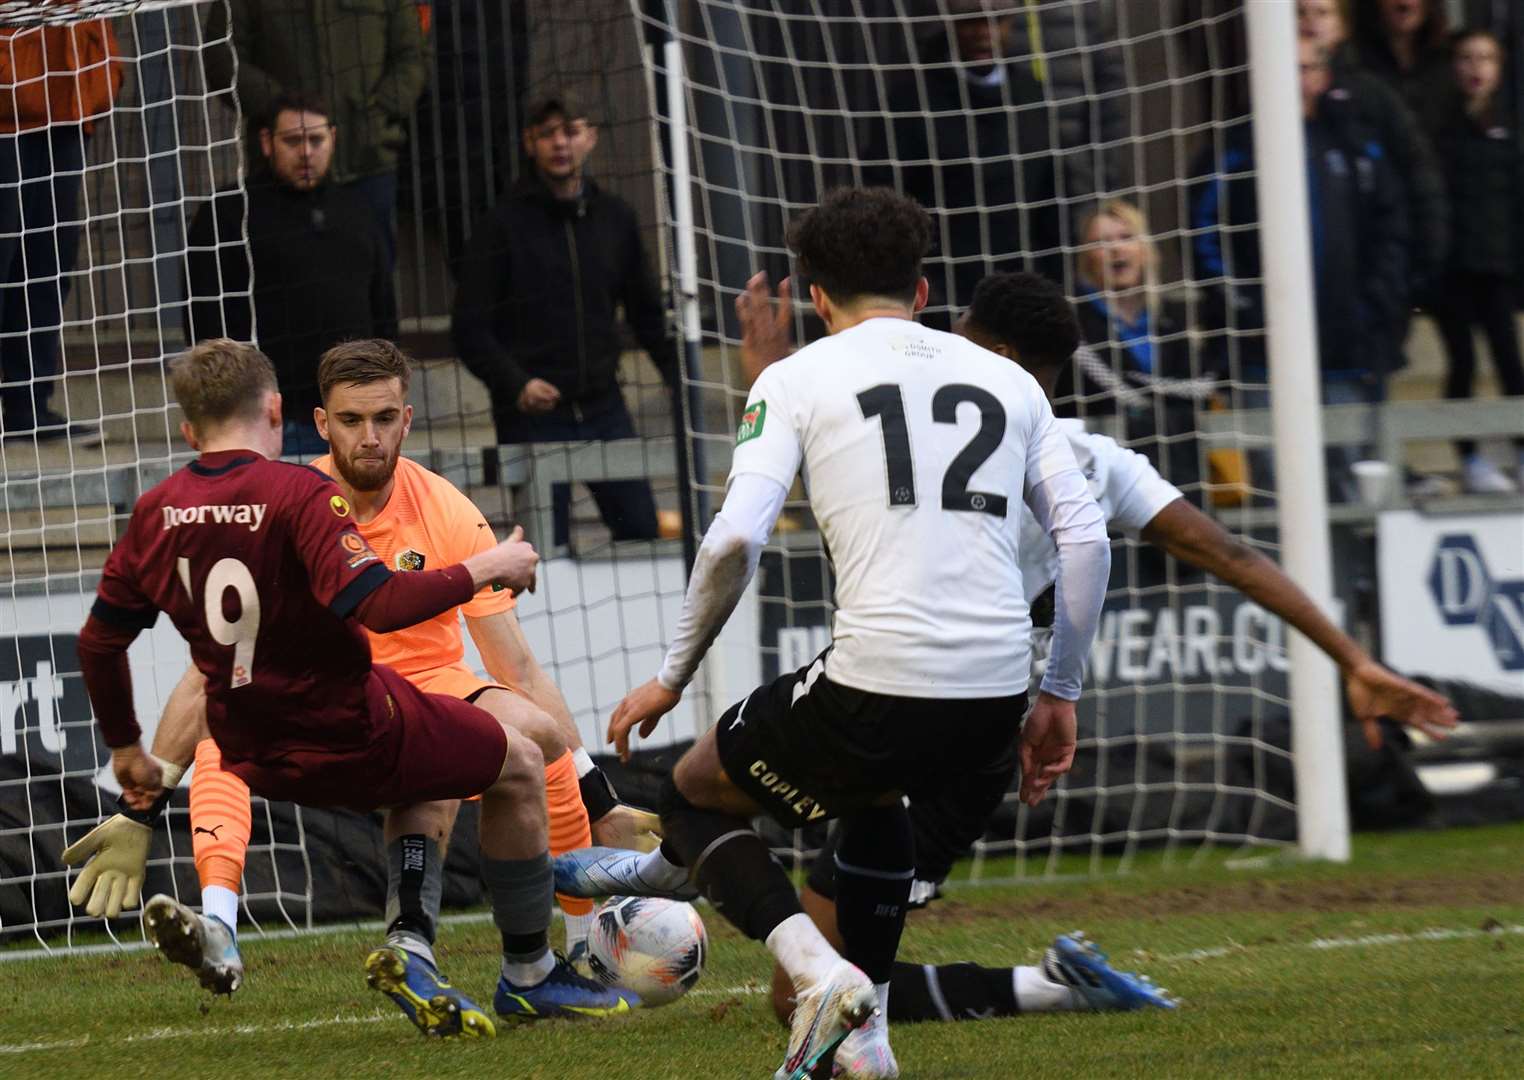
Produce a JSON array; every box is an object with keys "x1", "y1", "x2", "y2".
[{"x1": 224, "y1": 664, "x2": 508, "y2": 811}]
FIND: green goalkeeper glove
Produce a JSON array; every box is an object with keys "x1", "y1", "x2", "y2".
[{"x1": 61, "y1": 758, "x2": 184, "y2": 919}]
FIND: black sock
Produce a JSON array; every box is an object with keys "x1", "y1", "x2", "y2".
[
  {"x1": 834, "y1": 804, "x2": 914, "y2": 984},
  {"x1": 578, "y1": 765, "x2": 620, "y2": 822},
  {"x1": 888, "y1": 961, "x2": 1020, "y2": 1023},
  {"x1": 385, "y1": 834, "x2": 440, "y2": 943},
  {"x1": 659, "y1": 777, "x2": 800, "y2": 942}
]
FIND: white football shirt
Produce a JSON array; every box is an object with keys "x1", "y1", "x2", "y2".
[
  {"x1": 1017, "y1": 419, "x2": 1185, "y2": 599},
  {"x1": 730, "y1": 317, "x2": 1091, "y2": 698}
]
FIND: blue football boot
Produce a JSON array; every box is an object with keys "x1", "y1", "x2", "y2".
[
  {"x1": 1046, "y1": 931, "x2": 1179, "y2": 1011},
  {"x1": 494, "y1": 952, "x2": 640, "y2": 1021},
  {"x1": 552, "y1": 846, "x2": 697, "y2": 901},
  {"x1": 142, "y1": 893, "x2": 244, "y2": 996},
  {"x1": 364, "y1": 943, "x2": 496, "y2": 1038}
]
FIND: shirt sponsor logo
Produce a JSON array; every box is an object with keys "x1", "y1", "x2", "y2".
[
  {"x1": 160, "y1": 503, "x2": 267, "y2": 532},
  {"x1": 395, "y1": 549, "x2": 426, "y2": 572},
  {"x1": 330, "y1": 495, "x2": 351, "y2": 518},
  {"x1": 736, "y1": 400, "x2": 766, "y2": 445},
  {"x1": 339, "y1": 531, "x2": 379, "y2": 569}
]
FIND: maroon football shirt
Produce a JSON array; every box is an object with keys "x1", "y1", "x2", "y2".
[{"x1": 92, "y1": 450, "x2": 391, "y2": 765}]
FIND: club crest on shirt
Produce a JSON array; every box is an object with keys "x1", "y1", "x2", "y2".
[
  {"x1": 737, "y1": 400, "x2": 766, "y2": 444},
  {"x1": 330, "y1": 494, "x2": 351, "y2": 518},
  {"x1": 395, "y1": 549, "x2": 426, "y2": 572}
]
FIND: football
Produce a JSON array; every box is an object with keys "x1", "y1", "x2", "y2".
[{"x1": 586, "y1": 896, "x2": 708, "y2": 1007}]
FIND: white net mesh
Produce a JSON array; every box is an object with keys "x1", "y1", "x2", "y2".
[
  {"x1": 1, "y1": 0, "x2": 1307, "y2": 953},
  {"x1": 634, "y1": 0, "x2": 1297, "y2": 880},
  {"x1": 0, "y1": 0, "x2": 719, "y2": 952},
  {"x1": 0, "y1": 2, "x2": 320, "y2": 948}
]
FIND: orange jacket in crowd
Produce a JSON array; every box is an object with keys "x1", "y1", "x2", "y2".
[{"x1": 0, "y1": 21, "x2": 123, "y2": 135}]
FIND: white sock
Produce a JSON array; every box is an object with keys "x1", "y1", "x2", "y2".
[
  {"x1": 502, "y1": 950, "x2": 557, "y2": 987},
  {"x1": 875, "y1": 980, "x2": 890, "y2": 1018},
  {"x1": 766, "y1": 912, "x2": 839, "y2": 988},
  {"x1": 386, "y1": 929, "x2": 437, "y2": 969},
  {"x1": 564, "y1": 910, "x2": 594, "y2": 953},
  {"x1": 572, "y1": 747, "x2": 597, "y2": 778},
  {"x1": 632, "y1": 846, "x2": 689, "y2": 891},
  {"x1": 1014, "y1": 965, "x2": 1080, "y2": 1012},
  {"x1": 201, "y1": 885, "x2": 239, "y2": 936}
]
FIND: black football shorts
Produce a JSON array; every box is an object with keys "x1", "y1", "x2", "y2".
[{"x1": 715, "y1": 647, "x2": 1027, "y2": 829}]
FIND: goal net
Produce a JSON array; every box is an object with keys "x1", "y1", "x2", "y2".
[
  {"x1": 1, "y1": 0, "x2": 1308, "y2": 953},
  {"x1": 633, "y1": 0, "x2": 1301, "y2": 881},
  {"x1": 0, "y1": 0, "x2": 712, "y2": 951}
]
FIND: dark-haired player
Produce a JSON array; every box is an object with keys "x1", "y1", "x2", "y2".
[
  {"x1": 72, "y1": 339, "x2": 635, "y2": 1040},
  {"x1": 561, "y1": 189, "x2": 1112, "y2": 1079},
  {"x1": 734, "y1": 269, "x2": 1457, "y2": 1026}
]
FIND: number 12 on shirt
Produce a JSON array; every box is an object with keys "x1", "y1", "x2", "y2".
[{"x1": 857, "y1": 382, "x2": 1009, "y2": 517}]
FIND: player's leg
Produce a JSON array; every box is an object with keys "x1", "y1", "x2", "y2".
[
  {"x1": 470, "y1": 698, "x2": 638, "y2": 1021},
  {"x1": 662, "y1": 728, "x2": 877, "y2": 1080},
  {"x1": 355, "y1": 669, "x2": 634, "y2": 1033},
  {"x1": 825, "y1": 803, "x2": 913, "y2": 1078},
  {"x1": 139, "y1": 668, "x2": 246, "y2": 995},
  {"x1": 470, "y1": 687, "x2": 597, "y2": 956}
]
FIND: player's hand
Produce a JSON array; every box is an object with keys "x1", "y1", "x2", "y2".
[
  {"x1": 735, "y1": 271, "x2": 795, "y2": 386},
  {"x1": 472, "y1": 525, "x2": 539, "y2": 594},
  {"x1": 1019, "y1": 692, "x2": 1077, "y2": 807},
  {"x1": 111, "y1": 744, "x2": 164, "y2": 812},
  {"x1": 1343, "y1": 660, "x2": 1459, "y2": 750},
  {"x1": 517, "y1": 378, "x2": 562, "y2": 414},
  {"x1": 607, "y1": 678, "x2": 682, "y2": 763},
  {"x1": 61, "y1": 813, "x2": 153, "y2": 918}
]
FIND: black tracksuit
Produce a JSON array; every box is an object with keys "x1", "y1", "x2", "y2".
[
  {"x1": 452, "y1": 175, "x2": 675, "y2": 544},
  {"x1": 1427, "y1": 97, "x2": 1524, "y2": 456},
  {"x1": 184, "y1": 174, "x2": 396, "y2": 422}
]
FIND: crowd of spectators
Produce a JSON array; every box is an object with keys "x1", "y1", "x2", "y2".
[{"x1": 0, "y1": 0, "x2": 1519, "y2": 523}]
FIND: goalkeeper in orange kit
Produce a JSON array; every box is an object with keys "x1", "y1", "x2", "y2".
[{"x1": 62, "y1": 340, "x2": 657, "y2": 1021}]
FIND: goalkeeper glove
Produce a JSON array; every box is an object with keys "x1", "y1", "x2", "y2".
[{"x1": 61, "y1": 758, "x2": 184, "y2": 919}]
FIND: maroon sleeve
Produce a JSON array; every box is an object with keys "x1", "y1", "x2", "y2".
[
  {"x1": 283, "y1": 469, "x2": 394, "y2": 617},
  {"x1": 91, "y1": 523, "x2": 159, "y2": 633},
  {"x1": 76, "y1": 616, "x2": 143, "y2": 748},
  {"x1": 354, "y1": 564, "x2": 476, "y2": 633}
]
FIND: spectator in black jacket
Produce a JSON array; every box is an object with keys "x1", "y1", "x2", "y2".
[
  {"x1": 1353, "y1": 0, "x2": 1452, "y2": 123},
  {"x1": 1300, "y1": 0, "x2": 1449, "y2": 306},
  {"x1": 1428, "y1": 29, "x2": 1524, "y2": 494},
  {"x1": 1062, "y1": 199, "x2": 1208, "y2": 497},
  {"x1": 453, "y1": 96, "x2": 674, "y2": 546},
  {"x1": 1190, "y1": 39, "x2": 1409, "y2": 500},
  {"x1": 863, "y1": 0, "x2": 1061, "y2": 330},
  {"x1": 185, "y1": 93, "x2": 397, "y2": 457}
]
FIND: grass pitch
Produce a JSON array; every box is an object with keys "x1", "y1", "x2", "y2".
[{"x1": 1, "y1": 824, "x2": 1519, "y2": 1079}]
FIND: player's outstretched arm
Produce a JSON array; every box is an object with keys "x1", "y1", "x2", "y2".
[
  {"x1": 467, "y1": 609, "x2": 579, "y2": 745},
  {"x1": 1139, "y1": 499, "x2": 1459, "y2": 747},
  {"x1": 149, "y1": 665, "x2": 209, "y2": 771},
  {"x1": 736, "y1": 271, "x2": 795, "y2": 385},
  {"x1": 352, "y1": 527, "x2": 541, "y2": 634},
  {"x1": 607, "y1": 474, "x2": 788, "y2": 761},
  {"x1": 462, "y1": 524, "x2": 540, "y2": 595}
]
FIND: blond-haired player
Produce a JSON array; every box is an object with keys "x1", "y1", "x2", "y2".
[{"x1": 64, "y1": 339, "x2": 654, "y2": 1030}]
